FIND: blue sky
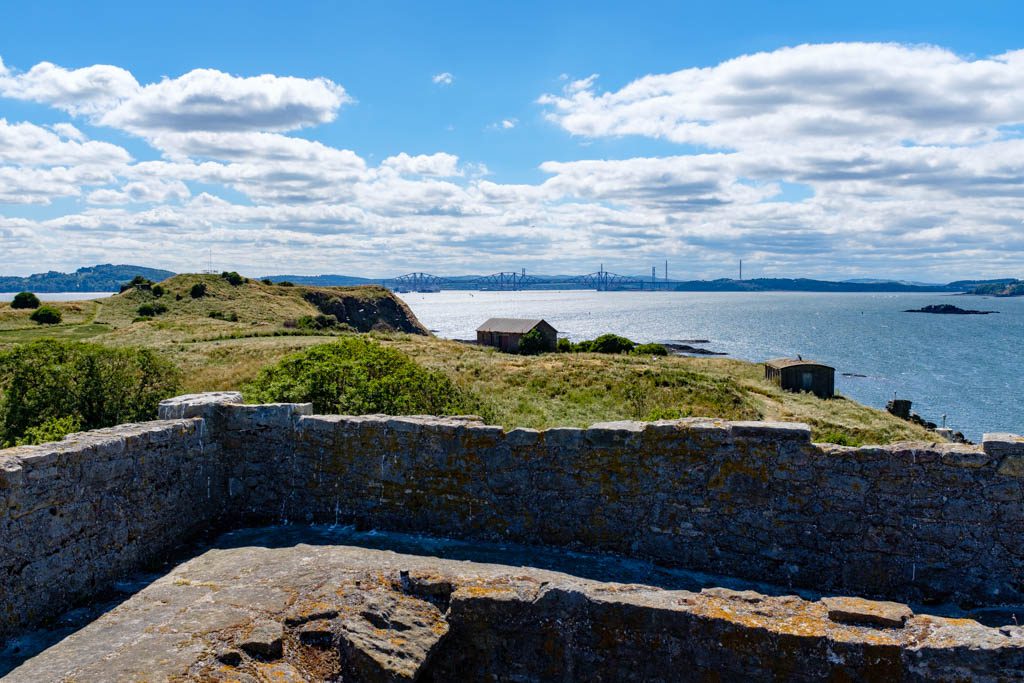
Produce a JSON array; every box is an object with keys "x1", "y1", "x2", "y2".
[{"x1": 2, "y1": 1, "x2": 1024, "y2": 279}]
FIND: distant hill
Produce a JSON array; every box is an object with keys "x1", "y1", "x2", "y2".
[
  {"x1": 966, "y1": 280, "x2": 1024, "y2": 297},
  {"x1": 0, "y1": 265, "x2": 175, "y2": 293},
  {"x1": 671, "y1": 278, "x2": 959, "y2": 293},
  {"x1": 261, "y1": 274, "x2": 376, "y2": 286}
]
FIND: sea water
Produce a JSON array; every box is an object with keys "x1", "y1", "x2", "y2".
[{"x1": 399, "y1": 290, "x2": 1024, "y2": 441}]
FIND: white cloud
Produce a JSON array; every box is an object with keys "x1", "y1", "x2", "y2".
[
  {"x1": 3, "y1": 46, "x2": 1024, "y2": 279},
  {"x1": 98, "y1": 69, "x2": 350, "y2": 134},
  {"x1": 432, "y1": 72, "x2": 454, "y2": 86},
  {"x1": 0, "y1": 61, "x2": 139, "y2": 116},
  {"x1": 380, "y1": 152, "x2": 461, "y2": 177},
  {"x1": 540, "y1": 44, "x2": 1024, "y2": 148},
  {"x1": 0, "y1": 119, "x2": 130, "y2": 167},
  {"x1": 87, "y1": 179, "x2": 190, "y2": 205}
]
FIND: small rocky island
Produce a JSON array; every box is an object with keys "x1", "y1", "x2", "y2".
[{"x1": 904, "y1": 304, "x2": 994, "y2": 315}]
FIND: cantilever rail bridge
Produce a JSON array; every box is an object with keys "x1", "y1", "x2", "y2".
[{"x1": 384, "y1": 268, "x2": 672, "y2": 292}]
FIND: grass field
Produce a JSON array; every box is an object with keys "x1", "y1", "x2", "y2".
[{"x1": 0, "y1": 274, "x2": 938, "y2": 445}]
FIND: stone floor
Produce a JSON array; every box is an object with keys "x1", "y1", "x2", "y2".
[{"x1": 3, "y1": 526, "x2": 1024, "y2": 681}]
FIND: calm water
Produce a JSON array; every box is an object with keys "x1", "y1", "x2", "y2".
[
  {"x1": 399, "y1": 290, "x2": 1024, "y2": 441},
  {"x1": 0, "y1": 292, "x2": 113, "y2": 302}
]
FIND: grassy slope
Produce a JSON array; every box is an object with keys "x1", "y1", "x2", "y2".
[
  {"x1": 382, "y1": 335, "x2": 936, "y2": 445},
  {"x1": 0, "y1": 275, "x2": 936, "y2": 445}
]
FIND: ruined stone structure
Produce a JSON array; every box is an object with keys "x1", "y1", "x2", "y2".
[{"x1": 3, "y1": 392, "x2": 1024, "y2": 680}]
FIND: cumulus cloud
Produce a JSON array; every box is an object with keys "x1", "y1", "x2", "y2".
[
  {"x1": 98, "y1": 69, "x2": 349, "y2": 134},
  {"x1": 432, "y1": 72, "x2": 454, "y2": 86},
  {"x1": 540, "y1": 43, "x2": 1024, "y2": 148},
  {"x1": 0, "y1": 60, "x2": 139, "y2": 116},
  {"x1": 2, "y1": 46, "x2": 1024, "y2": 279},
  {"x1": 380, "y1": 152, "x2": 461, "y2": 177}
]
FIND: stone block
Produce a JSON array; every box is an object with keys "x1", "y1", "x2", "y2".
[
  {"x1": 158, "y1": 392, "x2": 243, "y2": 420},
  {"x1": 821, "y1": 596, "x2": 913, "y2": 628}
]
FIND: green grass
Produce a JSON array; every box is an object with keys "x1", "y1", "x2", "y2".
[{"x1": 0, "y1": 274, "x2": 940, "y2": 446}]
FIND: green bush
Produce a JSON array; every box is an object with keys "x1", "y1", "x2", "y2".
[
  {"x1": 190, "y1": 283, "x2": 207, "y2": 298},
  {"x1": 244, "y1": 337, "x2": 481, "y2": 416},
  {"x1": 151, "y1": 284, "x2": 165, "y2": 298},
  {"x1": 261, "y1": 279, "x2": 274, "y2": 285},
  {"x1": 297, "y1": 313, "x2": 339, "y2": 330},
  {"x1": 120, "y1": 275, "x2": 154, "y2": 293},
  {"x1": 517, "y1": 328, "x2": 548, "y2": 355},
  {"x1": 590, "y1": 333, "x2": 636, "y2": 354},
  {"x1": 15, "y1": 415, "x2": 82, "y2": 446},
  {"x1": 277, "y1": 281, "x2": 295, "y2": 287},
  {"x1": 137, "y1": 303, "x2": 167, "y2": 317},
  {"x1": 0, "y1": 340, "x2": 181, "y2": 447},
  {"x1": 633, "y1": 343, "x2": 668, "y2": 356},
  {"x1": 221, "y1": 271, "x2": 245, "y2": 286},
  {"x1": 11, "y1": 291, "x2": 40, "y2": 309},
  {"x1": 30, "y1": 306, "x2": 62, "y2": 325},
  {"x1": 208, "y1": 310, "x2": 239, "y2": 322},
  {"x1": 556, "y1": 338, "x2": 572, "y2": 353}
]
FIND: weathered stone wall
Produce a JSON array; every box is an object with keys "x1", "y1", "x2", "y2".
[
  {"x1": 268, "y1": 414, "x2": 1024, "y2": 608},
  {"x1": 0, "y1": 417, "x2": 223, "y2": 638},
  {"x1": 3, "y1": 391, "x2": 1024, "y2": 642}
]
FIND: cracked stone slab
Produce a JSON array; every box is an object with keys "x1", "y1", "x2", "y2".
[{"x1": 4, "y1": 529, "x2": 1024, "y2": 682}]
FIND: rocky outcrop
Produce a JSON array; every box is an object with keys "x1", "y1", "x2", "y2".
[
  {"x1": 904, "y1": 303, "x2": 994, "y2": 314},
  {"x1": 302, "y1": 287, "x2": 428, "y2": 334},
  {"x1": 6, "y1": 533, "x2": 1024, "y2": 682}
]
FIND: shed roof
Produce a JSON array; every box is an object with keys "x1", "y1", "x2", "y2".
[
  {"x1": 476, "y1": 318, "x2": 551, "y2": 334},
  {"x1": 765, "y1": 358, "x2": 834, "y2": 370}
]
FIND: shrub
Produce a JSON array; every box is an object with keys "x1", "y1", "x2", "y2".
[
  {"x1": 277, "y1": 281, "x2": 295, "y2": 287},
  {"x1": 221, "y1": 271, "x2": 245, "y2": 286},
  {"x1": 137, "y1": 303, "x2": 167, "y2": 317},
  {"x1": 0, "y1": 340, "x2": 181, "y2": 447},
  {"x1": 261, "y1": 279, "x2": 274, "y2": 285},
  {"x1": 572, "y1": 340, "x2": 593, "y2": 352},
  {"x1": 556, "y1": 338, "x2": 572, "y2": 353},
  {"x1": 151, "y1": 284, "x2": 165, "y2": 298},
  {"x1": 517, "y1": 328, "x2": 548, "y2": 355},
  {"x1": 15, "y1": 415, "x2": 82, "y2": 446},
  {"x1": 11, "y1": 292, "x2": 40, "y2": 309},
  {"x1": 120, "y1": 275, "x2": 154, "y2": 293},
  {"x1": 244, "y1": 337, "x2": 481, "y2": 416},
  {"x1": 190, "y1": 283, "x2": 207, "y2": 299},
  {"x1": 589, "y1": 333, "x2": 636, "y2": 354},
  {"x1": 175, "y1": 293, "x2": 183, "y2": 301},
  {"x1": 297, "y1": 314, "x2": 339, "y2": 330},
  {"x1": 209, "y1": 310, "x2": 239, "y2": 322},
  {"x1": 30, "y1": 306, "x2": 62, "y2": 325},
  {"x1": 633, "y1": 343, "x2": 668, "y2": 356}
]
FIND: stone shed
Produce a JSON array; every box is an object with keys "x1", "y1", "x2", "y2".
[
  {"x1": 476, "y1": 318, "x2": 557, "y2": 353},
  {"x1": 764, "y1": 358, "x2": 835, "y2": 398}
]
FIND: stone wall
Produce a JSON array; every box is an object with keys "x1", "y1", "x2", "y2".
[
  {"x1": 0, "y1": 416, "x2": 223, "y2": 638},
  {"x1": 3, "y1": 391, "x2": 1024, "y2": 640},
  {"x1": 269, "y1": 414, "x2": 1024, "y2": 608}
]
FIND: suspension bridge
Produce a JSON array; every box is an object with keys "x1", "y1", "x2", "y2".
[{"x1": 383, "y1": 267, "x2": 674, "y2": 292}]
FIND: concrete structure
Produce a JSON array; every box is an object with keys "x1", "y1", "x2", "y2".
[
  {"x1": 476, "y1": 317, "x2": 557, "y2": 352},
  {"x1": 4, "y1": 393, "x2": 1024, "y2": 679},
  {"x1": 765, "y1": 357, "x2": 835, "y2": 398}
]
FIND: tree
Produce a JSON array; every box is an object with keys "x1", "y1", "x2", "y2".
[
  {"x1": 30, "y1": 306, "x2": 62, "y2": 324},
  {"x1": 590, "y1": 333, "x2": 636, "y2": 354},
  {"x1": 11, "y1": 292, "x2": 40, "y2": 309},
  {"x1": 517, "y1": 328, "x2": 548, "y2": 355},
  {"x1": 221, "y1": 271, "x2": 245, "y2": 286},
  {"x1": 0, "y1": 340, "x2": 181, "y2": 446}
]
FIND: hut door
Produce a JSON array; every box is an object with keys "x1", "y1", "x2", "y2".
[{"x1": 801, "y1": 371, "x2": 813, "y2": 390}]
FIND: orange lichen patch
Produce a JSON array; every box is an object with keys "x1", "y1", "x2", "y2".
[{"x1": 686, "y1": 595, "x2": 905, "y2": 646}]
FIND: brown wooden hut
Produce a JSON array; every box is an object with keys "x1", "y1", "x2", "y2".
[
  {"x1": 764, "y1": 358, "x2": 835, "y2": 398},
  {"x1": 476, "y1": 318, "x2": 557, "y2": 353}
]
